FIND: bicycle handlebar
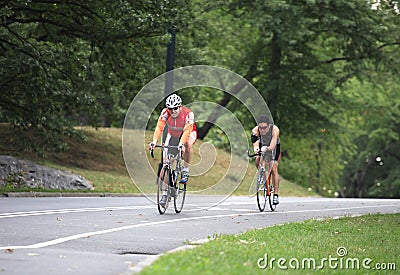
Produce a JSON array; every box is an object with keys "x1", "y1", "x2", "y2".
[
  {"x1": 247, "y1": 150, "x2": 261, "y2": 158},
  {"x1": 150, "y1": 145, "x2": 182, "y2": 158},
  {"x1": 247, "y1": 148, "x2": 273, "y2": 158}
]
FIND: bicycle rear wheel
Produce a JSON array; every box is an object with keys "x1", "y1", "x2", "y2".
[
  {"x1": 157, "y1": 167, "x2": 171, "y2": 214},
  {"x1": 174, "y1": 182, "x2": 186, "y2": 213},
  {"x1": 256, "y1": 168, "x2": 267, "y2": 212},
  {"x1": 268, "y1": 173, "x2": 277, "y2": 211}
]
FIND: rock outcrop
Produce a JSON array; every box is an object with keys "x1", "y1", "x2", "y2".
[{"x1": 0, "y1": 155, "x2": 93, "y2": 191}]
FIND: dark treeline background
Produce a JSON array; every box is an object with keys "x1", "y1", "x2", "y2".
[{"x1": 1, "y1": 0, "x2": 399, "y2": 198}]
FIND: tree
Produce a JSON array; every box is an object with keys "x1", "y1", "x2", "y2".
[
  {"x1": 190, "y1": 0, "x2": 400, "y2": 138},
  {"x1": 179, "y1": 0, "x2": 400, "y2": 196},
  {"x1": 0, "y1": 0, "x2": 189, "y2": 151},
  {"x1": 337, "y1": 76, "x2": 400, "y2": 198}
]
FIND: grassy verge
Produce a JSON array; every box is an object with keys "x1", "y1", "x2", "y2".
[
  {"x1": 138, "y1": 213, "x2": 399, "y2": 274},
  {"x1": 0, "y1": 125, "x2": 317, "y2": 196}
]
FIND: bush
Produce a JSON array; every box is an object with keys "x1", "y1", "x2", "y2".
[{"x1": 279, "y1": 158, "x2": 312, "y2": 188}]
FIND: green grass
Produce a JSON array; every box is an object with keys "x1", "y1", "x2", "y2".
[
  {"x1": 138, "y1": 213, "x2": 399, "y2": 274},
  {"x1": 0, "y1": 124, "x2": 317, "y2": 196}
]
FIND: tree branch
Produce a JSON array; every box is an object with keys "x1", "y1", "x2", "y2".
[{"x1": 197, "y1": 63, "x2": 261, "y2": 140}]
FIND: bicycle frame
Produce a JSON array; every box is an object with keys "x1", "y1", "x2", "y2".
[
  {"x1": 248, "y1": 150, "x2": 277, "y2": 212},
  {"x1": 260, "y1": 157, "x2": 274, "y2": 195},
  {"x1": 151, "y1": 145, "x2": 187, "y2": 214}
]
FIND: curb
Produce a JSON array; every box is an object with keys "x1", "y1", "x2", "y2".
[
  {"x1": 125, "y1": 238, "x2": 212, "y2": 274},
  {"x1": 1, "y1": 192, "x2": 142, "y2": 198}
]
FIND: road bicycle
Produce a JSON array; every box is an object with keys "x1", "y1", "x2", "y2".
[
  {"x1": 248, "y1": 150, "x2": 277, "y2": 212},
  {"x1": 150, "y1": 145, "x2": 186, "y2": 214}
]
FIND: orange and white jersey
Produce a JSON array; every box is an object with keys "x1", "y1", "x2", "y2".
[
  {"x1": 159, "y1": 106, "x2": 196, "y2": 137},
  {"x1": 153, "y1": 106, "x2": 197, "y2": 144}
]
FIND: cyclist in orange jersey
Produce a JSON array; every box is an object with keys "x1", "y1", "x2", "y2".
[
  {"x1": 251, "y1": 114, "x2": 281, "y2": 204},
  {"x1": 149, "y1": 94, "x2": 197, "y2": 185}
]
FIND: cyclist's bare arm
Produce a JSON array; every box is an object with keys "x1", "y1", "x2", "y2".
[
  {"x1": 266, "y1": 125, "x2": 280, "y2": 151},
  {"x1": 251, "y1": 126, "x2": 260, "y2": 153},
  {"x1": 179, "y1": 122, "x2": 193, "y2": 147},
  {"x1": 179, "y1": 110, "x2": 194, "y2": 148},
  {"x1": 151, "y1": 119, "x2": 167, "y2": 145}
]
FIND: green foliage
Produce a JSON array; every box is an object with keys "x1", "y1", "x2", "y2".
[
  {"x1": 368, "y1": 169, "x2": 400, "y2": 198},
  {"x1": 279, "y1": 131, "x2": 344, "y2": 197},
  {"x1": 273, "y1": 0, "x2": 397, "y2": 132},
  {"x1": 1, "y1": 0, "x2": 400, "y2": 198},
  {"x1": 279, "y1": 158, "x2": 311, "y2": 189},
  {"x1": 336, "y1": 74, "x2": 400, "y2": 198},
  {"x1": 0, "y1": 0, "x2": 190, "y2": 151}
]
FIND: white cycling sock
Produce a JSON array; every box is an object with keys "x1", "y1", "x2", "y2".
[{"x1": 182, "y1": 167, "x2": 189, "y2": 173}]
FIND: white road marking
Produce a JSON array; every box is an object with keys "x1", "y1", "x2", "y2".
[
  {"x1": 0, "y1": 203, "x2": 397, "y2": 250},
  {"x1": 232, "y1": 208, "x2": 255, "y2": 212},
  {"x1": 0, "y1": 201, "x2": 257, "y2": 218},
  {"x1": 0, "y1": 205, "x2": 154, "y2": 219},
  {"x1": 3, "y1": 197, "x2": 397, "y2": 218}
]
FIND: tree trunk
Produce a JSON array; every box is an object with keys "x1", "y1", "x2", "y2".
[
  {"x1": 267, "y1": 32, "x2": 281, "y2": 111},
  {"x1": 197, "y1": 33, "x2": 282, "y2": 140},
  {"x1": 196, "y1": 62, "x2": 262, "y2": 139}
]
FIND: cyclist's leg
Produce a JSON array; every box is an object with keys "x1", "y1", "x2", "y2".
[
  {"x1": 159, "y1": 165, "x2": 168, "y2": 188},
  {"x1": 271, "y1": 161, "x2": 279, "y2": 193},
  {"x1": 259, "y1": 158, "x2": 267, "y2": 184},
  {"x1": 165, "y1": 136, "x2": 178, "y2": 168},
  {"x1": 255, "y1": 156, "x2": 261, "y2": 169},
  {"x1": 163, "y1": 134, "x2": 172, "y2": 158},
  {"x1": 259, "y1": 157, "x2": 267, "y2": 170},
  {"x1": 261, "y1": 151, "x2": 272, "y2": 171},
  {"x1": 272, "y1": 144, "x2": 281, "y2": 204},
  {"x1": 183, "y1": 131, "x2": 196, "y2": 169},
  {"x1": 158, "y1": 166, "x2": 169, "y2": 206},
  {"x1": 270, "y1": 161, "x2": 279, "y2": 204},
  {"x1": 181, "y1": 131, "x2": 196, "y2": 182},
  {"x1": 267, "y1": 160, "x2": 279, "y2": 205}
]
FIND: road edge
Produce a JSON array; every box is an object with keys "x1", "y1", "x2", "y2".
[
  {"x1": 124, "y1": 238, "x2": 213, "y2": 274},
  {"x1": 1, "y1": 192, "x2": 142, "y2": 197}
]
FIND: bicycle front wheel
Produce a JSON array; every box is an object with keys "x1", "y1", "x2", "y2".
[
  {"x1": 157, "y1": 167, "x2": 171, "y2": 214},
  {"x1": 268, "y1": 173, "x2": 277, "y2": 212},
  {"x1": 256, "y1": 169, "x2": 267, "y2": 212},
  {"x1": 174, "y1": 182, "x2": 186, "y2": 213}
]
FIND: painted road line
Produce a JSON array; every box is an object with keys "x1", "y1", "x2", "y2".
[
  {"x1": 0, "y1": 204, "x2": 397, "y2": 250},
  {"x1": 0, "y1": 205, "x2": 154, "y2": 219}
]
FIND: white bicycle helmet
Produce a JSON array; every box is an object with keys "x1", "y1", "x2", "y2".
[{"x1": 165, "y1": 94, "x2": 182, "y2": 108}]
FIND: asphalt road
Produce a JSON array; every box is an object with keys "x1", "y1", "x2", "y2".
[{"x1": 0, "y1": 196, "x2": 399, "y2": 274}]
